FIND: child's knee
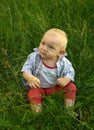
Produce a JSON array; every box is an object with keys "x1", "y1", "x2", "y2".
[
  {"x1": 27, "y1": 88, "x2": 43, "y2": 104},
  {"x1": 64, "y1": 82, "x2": 77, "y2": 100},
  {"x1": 66, "y1": 82, "x2": 77, "y2": 92}
]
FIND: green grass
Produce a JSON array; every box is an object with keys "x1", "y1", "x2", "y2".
[{"x1": 0, "y1": 0, "x2": 94, "y2": 129}]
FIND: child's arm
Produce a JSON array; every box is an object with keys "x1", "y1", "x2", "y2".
[
  {"x1": 57, "y1": 58, "x2": 75, "y2": 87},
  {"x1": 21, "y1": 52, "x2": 41, "y2": 88},
  {"x1": 22, "y1": 72, "x2": 40, "y2": 88}
]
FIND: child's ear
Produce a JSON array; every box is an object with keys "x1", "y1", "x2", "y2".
[{"x1": 59, "y1": 50, "x2": 65, "y2": 56}]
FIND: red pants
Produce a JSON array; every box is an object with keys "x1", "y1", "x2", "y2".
[{"x1": 28, "y1": 82, "x2": 76, "y2": 104}]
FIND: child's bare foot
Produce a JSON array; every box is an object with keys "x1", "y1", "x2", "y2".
[{"x1": 31, "y1": 104, "x2": 42, "y2": 113}]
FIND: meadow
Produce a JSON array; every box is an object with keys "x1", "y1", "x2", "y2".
[{"x1": 0, "y1": 0, "x2": 94, "y2": 129}]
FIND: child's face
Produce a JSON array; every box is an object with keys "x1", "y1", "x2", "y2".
[{"x1": 39, "y1": 32, "x2": 65, "y2": 60}]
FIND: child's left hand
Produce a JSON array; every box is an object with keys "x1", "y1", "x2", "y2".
[{"x1": 57, "y1": 77, "x2": 71, "y2": 87}]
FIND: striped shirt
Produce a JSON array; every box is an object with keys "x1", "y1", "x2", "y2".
[{"x1": 21, "y1": 48, "x2": 75, "y2": 89}]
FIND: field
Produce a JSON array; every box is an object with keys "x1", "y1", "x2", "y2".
[{"x1": 0, "y1": 0, "x2": 94, "y2": 130}]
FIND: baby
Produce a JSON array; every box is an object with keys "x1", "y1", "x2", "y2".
[{"x1": 21, "y1": 28, "x2": 76, "y2": 113}]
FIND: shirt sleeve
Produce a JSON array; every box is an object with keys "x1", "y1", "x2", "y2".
[
  {"x1": 63, "y1": 58, "x2": 75, "y2": 82},
  {"x1": 21, "y1": 52, "x2": 36, "y2": 74}
]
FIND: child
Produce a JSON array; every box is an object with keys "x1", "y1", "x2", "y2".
[{"x1": 21, "y1": 28, "x2": 77, "y2": 113}]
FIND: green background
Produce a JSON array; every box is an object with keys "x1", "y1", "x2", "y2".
[{"x1": 0, "y1": 0, "x2": 94, "y2": 129}]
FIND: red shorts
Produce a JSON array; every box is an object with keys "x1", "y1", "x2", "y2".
[{"x1": 28, "y1": 82, "x2": 76, "y2": 104}]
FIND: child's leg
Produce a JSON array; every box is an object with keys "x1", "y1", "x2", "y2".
[
  {"x1": 45, "y1": 83, "x2": 77, "y2": 117},
  {"x1": 63, "y1": 83, "x2": 78, "y2": 117},
  {"x1": 59, "y1": 82, "x2": 77, "y2": 117},
  {"x1": 28, "y1": 88, "x2": 45, "y2": 112},
  {"x1": 45, "y1": 82, "x2": 76, "y2": 108},
  {"x1": 64, "y1": 99, "x2": 75, "y2": 107},
  {"x1": 63, "y1": 82, "x2": 76, "y2": 108},
  {"x1": 30, "y1": 104, "x2": 42, "y2": 113}
]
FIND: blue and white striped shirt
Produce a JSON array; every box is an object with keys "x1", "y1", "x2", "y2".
[{"x1": 21, "y1": 48, "x2": 75, "y2": 89}]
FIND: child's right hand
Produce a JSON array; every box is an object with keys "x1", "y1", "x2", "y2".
[
  {"x1": 28, "y1": 76, "x2": 41, "y2": 88},
  {"x1": 23, "y1": 72, "x2": 41, "y2": 88}
]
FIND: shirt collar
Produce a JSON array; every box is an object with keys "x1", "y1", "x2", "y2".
[{"x1": 34, "y1": 47, "x2": 39, "y2": 52}]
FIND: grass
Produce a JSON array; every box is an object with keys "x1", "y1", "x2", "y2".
[{"x1": 0, "y1": 0, "x2": 94, "y2": 129}]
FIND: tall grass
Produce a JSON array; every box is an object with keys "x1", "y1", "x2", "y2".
[{"x1": 0, "y1": 0, "x2": 94, "y2": 129}]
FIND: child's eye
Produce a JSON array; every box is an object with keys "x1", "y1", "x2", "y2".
[
  {"x1": 41, "y1": 42, "x2": 45, "y2": 45},
  {"x1": 49, "y1": 46, "x2": 53, "y2": 49},
  {"x1": 49, "y1": 46, "x2": 55, "y2": 49}
]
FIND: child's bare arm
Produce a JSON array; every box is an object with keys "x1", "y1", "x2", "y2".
[
  {"x1": 57, "y1": 77, "x2": 71, "y2": 87},
  {"x1": 22, "y1": 72, "x2": 40, "y2": 88}
]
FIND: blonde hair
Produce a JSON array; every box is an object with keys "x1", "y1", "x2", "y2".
[{"x1": 44, "y1": 28, "x2": 68, "y2": 50}]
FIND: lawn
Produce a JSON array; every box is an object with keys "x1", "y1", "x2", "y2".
[{"x1": 0, "y1": 0, "x2": 94, "y2": 129}]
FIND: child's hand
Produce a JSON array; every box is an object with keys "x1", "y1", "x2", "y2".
[
  {"x1": 28, "y1": 76, "x2": 41, "y2": 88},
  {"x1": 23, "y1": 72, "x2": 41, "y2": 88},
  {"x1": 57, "y1": 77, "x2": 71, "y2": 87}
]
